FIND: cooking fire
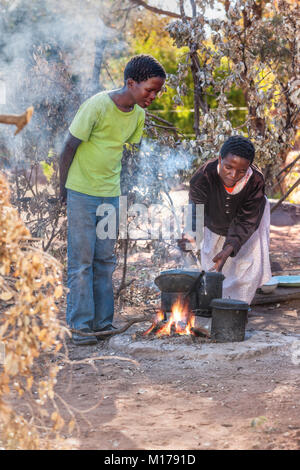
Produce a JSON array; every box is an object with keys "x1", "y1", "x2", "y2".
[{"x1": 143, "y1": 299, "x2": 210, "y2": 338}]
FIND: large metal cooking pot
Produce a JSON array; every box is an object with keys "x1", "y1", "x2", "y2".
[{"x1": 154, "y1": 269, "x2": 225, "y2": 314}]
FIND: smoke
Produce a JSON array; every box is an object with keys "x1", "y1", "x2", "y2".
[
  {"x1": 0, "y1": 0, "x2": 126, "y2": 165},
  {"x1": 0, "y1": 0, "x2": 119, "y2": 80},
  {"x1": 121, "y1": 138, "x2": 195, "y2": 204},
  {"x1": 0, "y1": 0, "x2": 197, "y2": 206},
  {"x1": 121, "y1": 139, "x2": 201, "y2": 270},
  {"x1": 138, "y1": 139, "x2": 195, "y2": 193}
]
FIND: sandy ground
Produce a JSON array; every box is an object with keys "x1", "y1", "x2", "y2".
[
  {"x1": 54, "y1": 348, "x2": 300, "y2": 451},
  {"x1": 48, "y1": 219, "x2": 300, "y2": 451}
]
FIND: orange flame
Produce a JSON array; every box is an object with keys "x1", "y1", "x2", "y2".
[
  {"x1": 144, "y1": 299, "x2": 195, "y2": 337},
  {"x1": 143, "y1": 310, "x2": 165, "y2": 336}
]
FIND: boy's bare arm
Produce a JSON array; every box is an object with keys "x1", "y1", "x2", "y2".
[{"x1": 59, "y1": 132, "x2": 82, "y2": 202}]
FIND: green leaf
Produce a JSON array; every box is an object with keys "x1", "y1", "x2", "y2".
[{"x1": 41, "y1": 161, "x2": 54, "y2": 182}]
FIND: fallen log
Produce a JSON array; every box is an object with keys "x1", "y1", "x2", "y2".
[
  {"x1": 251, "y1": 286, "x2": 300, "y2": 306},
  {"x1": 190, "y1": 326, "x2": 211, "y2": 338}
]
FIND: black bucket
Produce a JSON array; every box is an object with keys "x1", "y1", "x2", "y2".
[{"x1": 210, "y1": 298, "x2": 249, "y2": 342}]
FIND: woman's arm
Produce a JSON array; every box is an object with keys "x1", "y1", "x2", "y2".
[{"x1": 223, "y1": 175, "x2": 266, "y2": 257}]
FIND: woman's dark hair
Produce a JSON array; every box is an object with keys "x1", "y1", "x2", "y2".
[
  {"x1": 220, "y1": 135, "x2": 255, "y2": 163},
  {"x1": 124, "y1": 54, "x2": 166, "y2": 83}
]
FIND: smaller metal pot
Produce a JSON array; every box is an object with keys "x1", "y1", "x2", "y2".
[{"x1": 210, "y1": 298, "x2": 249, "y2": 342}]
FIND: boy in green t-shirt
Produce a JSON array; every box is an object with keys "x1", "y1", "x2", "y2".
[{"x1": 60, "y1": 55, "x2": 166, "y2": 345}]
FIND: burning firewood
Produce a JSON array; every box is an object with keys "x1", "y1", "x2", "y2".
[
  {"x1": 0, "y1": 106, "x2": 34, "y2": 135},
  {"x1": 143, "y1": 310, "x2": 165, "y2": 336},
  {"x1": 144, "y1": 321, "x2": 167, "y2": 336},
  {"x1": 142, "y1": 298, "x2": 210, "y2": 338},
  {"x1": 190, "y1": 326, "x2": 210, "y2": 338},
  {"x1": 170, "y1": 322, "x2": 177, "y2": 336}
]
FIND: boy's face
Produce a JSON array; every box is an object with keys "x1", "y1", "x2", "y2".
[
  {"x1": 218, "y1": 153, "x2": 250, "y2": 187},
  {"x1": 128, "y1": 77, "x2": 165, "y2": 108}
]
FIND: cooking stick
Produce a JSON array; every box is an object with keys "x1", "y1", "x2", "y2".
[{"x1": 183, "y1": 270, "x2": 205, "y2": 301}]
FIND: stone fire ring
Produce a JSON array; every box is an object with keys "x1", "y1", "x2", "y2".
[{"x1": 108, "y1": 323, "x2": 299, "y2": 362}]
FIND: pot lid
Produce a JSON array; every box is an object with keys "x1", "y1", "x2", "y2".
[
  {"x1": 155, "y1": 270, "x2": 225, "y2": 292},
  {"x1": 154, "y1": 270, "x2": 202, "y2": 293},
  {"x1": 210, "y1": 298, "x2": 249, "y2": 310}
]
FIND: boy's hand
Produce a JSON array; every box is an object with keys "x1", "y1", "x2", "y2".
[
  {"x1": 177, "y1": 233, "x2": 196, "y2": 252},
  {"x1": 60, "y1": 186, "x2": 67, "y2": 205},
  {"x1": 210, "y1": 245, "x2": 233, "y2": 272}
]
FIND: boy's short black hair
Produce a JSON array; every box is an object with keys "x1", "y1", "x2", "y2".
[
  {"x1": 124, "y1": 54, "x2": 166, "y2": 83},
  {"x1": 220, "y1": 135, "x2": 255, "y2": 163}
]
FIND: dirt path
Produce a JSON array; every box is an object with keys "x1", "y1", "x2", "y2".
[
  {"x1": 55, "y1": 344, "x2": 300, "y2": 450},
  {"x1": 52, "y1": 223, "x2": 300, "y2": 450}
]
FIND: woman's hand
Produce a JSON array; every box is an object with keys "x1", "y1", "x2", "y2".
[
  {"x1": 177, "y1": 233, "x2": 196, "y2": 252},
  {"x1": 210, "y1": 245, "x2": 234, "y2": 272}
]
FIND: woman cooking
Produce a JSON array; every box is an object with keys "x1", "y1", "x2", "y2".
[{"x1": 180, "y1": 135, "x2": 272, "y2": 304}]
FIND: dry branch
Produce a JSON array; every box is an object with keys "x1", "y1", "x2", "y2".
[
  {"x1": 146, "y1": 111, "x2": 181, "y2": 130},
  {"x1": 271, "y1": 176, "x2": 300, "y2": 213},
  {"x1": 129, "y1": 0, "x2": 191, "y2": 19},
  {"x1": 71, "y1": 314, "x2": 154, "y2": 338},
  {"x1": 116, "y1": 239, "x2": 130, "y2": 297},
  {"x1": 146, "y1": 112, "x2": 183, "y2": 139},
  {"x1": 62, "y1": 355, "x2": 139, "y2": 367},
  {"x1": 276, "y1": 154, "x2": 300, "y2": 179}
]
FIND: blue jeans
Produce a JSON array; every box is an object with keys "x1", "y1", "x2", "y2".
[{"x1": 66, "y1": 189, "x2": 119, "y2": 331}]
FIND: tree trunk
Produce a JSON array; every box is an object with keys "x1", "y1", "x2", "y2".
[{"x1": 91, "y1": 39, "x2": 107, "y2": 93}]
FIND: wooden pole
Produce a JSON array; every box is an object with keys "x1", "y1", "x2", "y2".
[
  {"x1": 271, "y1": 176, "x2": 300, "y2": 213},
  {"x1": 0, "y1": 106, "x2": 34, "y2": 135}
]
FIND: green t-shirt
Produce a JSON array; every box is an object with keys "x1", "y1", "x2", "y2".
[{"x1": 66, "y1": 91, "x2": 145, "y2": 197}]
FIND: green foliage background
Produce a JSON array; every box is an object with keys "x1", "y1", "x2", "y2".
[{"x1": 124, "y1": 12, "x2": 248, "y2": 137}]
